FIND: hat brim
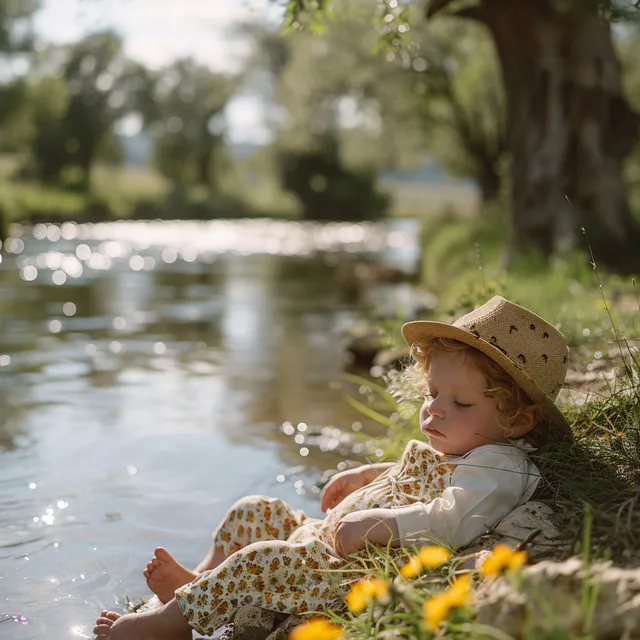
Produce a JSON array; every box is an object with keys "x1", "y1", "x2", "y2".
[{"x1": 402, "y1": 320, "x2": 570, "y2": 430}]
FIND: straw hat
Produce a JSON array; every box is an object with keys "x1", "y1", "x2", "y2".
[{"x1": 402, "y1": 296, "x2": 569, "y2": 428}]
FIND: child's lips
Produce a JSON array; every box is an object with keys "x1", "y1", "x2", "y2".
[{"x1": 423, "y1": 425, "x2": 445, "y2": 438}]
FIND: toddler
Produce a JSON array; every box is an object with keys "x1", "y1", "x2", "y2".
[{"x1": 94, "y1": 296, "x2": 571, "y2": 640}]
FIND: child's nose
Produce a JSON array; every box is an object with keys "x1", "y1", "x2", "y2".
[{"x1": 426, "y1": 398, "x2": 445, "y2": 419}]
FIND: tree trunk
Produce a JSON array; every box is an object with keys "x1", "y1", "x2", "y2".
[
  {"x1": 476, "y1": 156, "x2": 502, "y2": 203},
  {"x1": 479, "y1": 0, "x2": 640, "y2": 272}
]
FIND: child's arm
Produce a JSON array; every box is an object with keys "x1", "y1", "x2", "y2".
[
  {"x1": 392, "y1": 446, "x2": 541, "y2": 550},
  {"x1": 320, "y1": 463, "x2": 396, "y2": 513},
  {"x1": 333, "y1": 508, "x2": 400, "y2": 558}
]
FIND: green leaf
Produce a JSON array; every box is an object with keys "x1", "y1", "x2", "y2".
[
  {"x1": 343, "y1": 372, "x2": 399, "y2": 408},
  {"x1": 343, "y1": 394, "x2": 399, "y2": 428}
]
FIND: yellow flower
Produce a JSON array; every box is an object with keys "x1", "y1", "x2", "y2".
[
  {"x1": 399, "y1": 555, "x2": 423, "y2": 579},
  {"x1": 344, "y1": 577, "x2": 390, "y2": 613},
  {"x1": 418, "y1": 546, "x2": 452, "y2": 568},
  {"x1": 480, "y1": 544, "x2": 528, "y2": 577},
  {"x1": 400, "y1": 545, "x2": 451, "y2": 579},
  {"x1": 290, "y1": 618, "x2": 343, "y2": 640},
  {"x1": 422, "y1": 574, "x2": 472, "y2": 631}
]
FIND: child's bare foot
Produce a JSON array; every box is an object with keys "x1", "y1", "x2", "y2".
[
  {"x1": 93, "y1": 600, "x2": 192, "y2": 639},
  {"x1": 143, "y1": 547, "x2": 198, "y2": 603}
]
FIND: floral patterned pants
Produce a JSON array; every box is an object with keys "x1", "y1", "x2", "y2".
[{"x1": 174, "y1": 495, "x2": 350, "y2": 637}]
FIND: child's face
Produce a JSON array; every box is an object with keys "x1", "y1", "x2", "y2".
[{"x1": 419, "y1": 350, "x2": 508, "y2": 455}]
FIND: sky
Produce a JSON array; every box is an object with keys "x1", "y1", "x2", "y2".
[{"x1": 33, "y1": 0, "x2": 284, "y2": 143}]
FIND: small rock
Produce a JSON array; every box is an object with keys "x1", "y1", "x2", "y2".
[
  {"x1": 264, "y1": 629, "x2": 287, "y2": 640},
  {"x1": 275, "y1": 614, "x2": 305, "y2": 634},
  {"x1": 475, "y1": 557, "x2": 640, "y2": 638},
  {"x1": 462, "y1": 501, "x2": 568, "y2": 566},
  {"x1": 232, "y1": 605, "x2": 279, "y2": 640},
  {"x1": 344, "y1": 332, "x2": 381, "y2": 369}
]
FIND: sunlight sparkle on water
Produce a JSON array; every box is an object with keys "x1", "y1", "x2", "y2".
[
  {"x1": 282, "y1": 423, "x2": 295, "y2": 436},
  {"x1": 75, "y1": 243, "x2": 91, "y2": 260},
  {"x1": 20, "y1": 265, "x2": 37, "y2": 281},
  {"x1": 60, "y1": 222, "x2": 79, "y2": 240},
  {"x1": 109, "y1": 341, "x2": 123, "y2": 354},
  {"x1": 62, "y1": 302, "x2": 77, "y2": 316},
  {"x1": 52, "y1": 270, "x2": 67, "y2": 285},
  {"x1": 153, "y1": 342, "x2": 167, "y2": 355},
  {"x1": 70, "y1": 624, "x2": 92, "y2": 637}
]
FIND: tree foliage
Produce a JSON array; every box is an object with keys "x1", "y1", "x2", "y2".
[
  {"x1": 146, "y1": 58, "x2": 238, "y2": 197},
  {"x1": 282, "y1": 0, "x2": 640, "y2": 271},
  {"x1": 0, "y1": 0, "x2": 38, "y2": 53},
  {"x1": 258, "y1": 1, "x2": 505, "y2": 206}
]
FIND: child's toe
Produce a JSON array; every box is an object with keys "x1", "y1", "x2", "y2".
[{"x1": 94, "y1": 619, "x2": 112, "y2": 634}]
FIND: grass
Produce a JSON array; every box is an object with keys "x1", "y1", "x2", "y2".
[
  {"x1": 317, "y1": 354, "x2": 639, "y2": 638},
  {"x1": 0, "y1": 153, "x2": 477, "y2": 223},
  {"x1": 320, "y1": 230, "x2": 640, "y2": 638},
  {"x1": 0, "y1": 154, "x2": 170, "y2": 221}
]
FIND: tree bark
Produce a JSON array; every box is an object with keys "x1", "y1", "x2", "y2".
[
  {"x1": 455, "y1": 0, "x2": 640, "y2": 271},
  {"x1": 475, "y1": 154, "x2": 502, "y2": 203}
]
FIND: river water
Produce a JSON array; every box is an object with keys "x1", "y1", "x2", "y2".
[{"x1": 0, "y1": 218, "x2": 419, "y2": 638}]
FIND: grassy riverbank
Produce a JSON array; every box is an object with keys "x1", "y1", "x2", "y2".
[
  {"x1": 328, "y1": 243, "x2": 640, "y2": 638},
  {"x1": 0, "y1": 154, "x2": 477, "y2": 224}
]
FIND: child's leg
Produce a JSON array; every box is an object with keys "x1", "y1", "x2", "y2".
[
  {"x1": 173, "y1": 537, "x2": 346, "y2": 638},
  {"x1": 94, "y1": 598, "x2": 191, "y2": 640},
  {"x1": 145, "y1": 495, "x2": 309, "y2": 602}
]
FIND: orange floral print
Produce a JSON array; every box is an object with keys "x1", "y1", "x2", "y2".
[{"x1": 176, "y1": 441, "x2": 459, "y2": 638}]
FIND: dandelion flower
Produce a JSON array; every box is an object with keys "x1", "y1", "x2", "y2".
[
  {"x1": 345, "y1": 577, "x2": 389, "y2": 613},
  {"x1": 400, "y1": 555, "x2": 423, "y2": 579},
  {"x1": 290, "y1": 618, "x2": 343, "y2": 640},
  {"x1": 418, "y1": 546, "x2": 451, "y2": 568},
  {"x1": 400, "y1": 545, "x2": 450, "y2": 579},
  {"x1": 480, "y1": 544, "x2": 528, "y2": 576},
  {"x1": 422, "y1": 574, "x2": 472, "y2": 632}
]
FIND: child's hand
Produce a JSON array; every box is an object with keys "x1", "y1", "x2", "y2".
[
  {"x1": 321, "y1": 464, "x2": 394, "y2": 513},
  {"x1": 320, "y1": 468, "x2": 370, "y2": 513},
  {"x1": 333, "y1": 509, "x2": 399, "y2": 558}
]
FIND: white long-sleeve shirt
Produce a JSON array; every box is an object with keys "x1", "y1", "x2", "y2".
[{"x1": 389, "y1": 443, "x2": 540, "y2": 548}]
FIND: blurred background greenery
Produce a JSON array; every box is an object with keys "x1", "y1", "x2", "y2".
[{"x1": 0, "y1": 0, "x2": 639, "y2": 275}]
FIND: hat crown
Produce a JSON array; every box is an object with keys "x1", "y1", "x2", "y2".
[{"x1": 452, "y1": 297, "x2": 568, "y2": 400}]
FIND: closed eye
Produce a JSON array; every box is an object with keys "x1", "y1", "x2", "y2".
[{"x1": 454, "y1": 400, "x2": 473, "y2": 408}]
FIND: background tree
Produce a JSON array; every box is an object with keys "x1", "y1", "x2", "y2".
[
  {"x1": 285, "y1": 0, "x2": 640, "y2": 272},
  {"x1": 148, "y1": 58, "x2": 237, "y2": 200},
  {"x1": 617, "y1": 23, "x2": 640, "y2": 213},
  {"x1": 0, "y1": 0, "x2": 37, "y2": 52},
  {"x1": 0, "y1": 0, "x2": 38, "y2": 137},
  {"x1": 252, "y1": 2, "x2": 506, "y2": 218},
  {"x1": 7, "y1": 33, "x2": 153, "y2": 189},
  {"x1": 394, "y1": 16, "x2": 506, "y2": 204},
  {"x1": 59, "y1": 32, "x2": 150, "y2": 190}
]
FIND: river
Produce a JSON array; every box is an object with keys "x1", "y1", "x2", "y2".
[{"x1": 0, "y1": 218, "x2": 419, "y2": 638}]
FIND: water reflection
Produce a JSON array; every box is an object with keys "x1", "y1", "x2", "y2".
[{"x1": 0, "y1": 218, "x2": 418, "y2": 638}]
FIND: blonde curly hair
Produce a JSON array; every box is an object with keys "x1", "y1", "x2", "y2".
[{"x1": 405, "y1": 337, "x2": 554, "y2": 446}]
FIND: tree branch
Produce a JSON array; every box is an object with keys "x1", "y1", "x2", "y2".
[
  {"x1": 425, "y1": 0, "x2": 456, "y2": 18},
  {"x1": 426, "y1": 0, "x2": 485, "y2": 22}
]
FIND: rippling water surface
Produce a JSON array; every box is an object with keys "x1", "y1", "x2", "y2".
[{"x1": 0, "y1": 218, "x2": 418, "y2": 638}]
